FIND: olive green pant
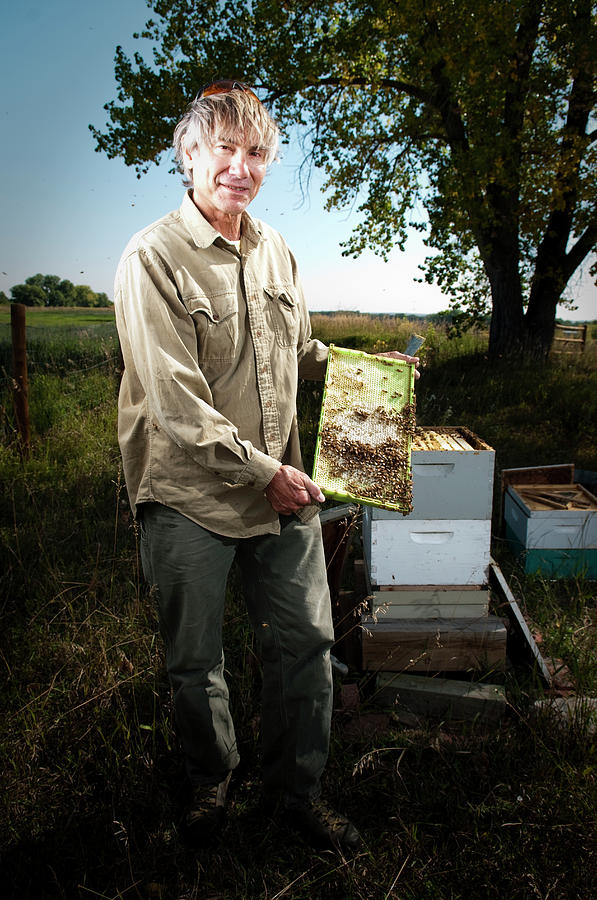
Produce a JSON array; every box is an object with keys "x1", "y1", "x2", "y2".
[{"x1": 139, "y1": 502, "x2": 334, "y2": 801}]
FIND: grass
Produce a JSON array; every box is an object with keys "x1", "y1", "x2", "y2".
[
  {"x1": 0, "y1": 306, "x2": 118, "y2": 376},
  {"x1": 1, "y1": 312, "x2": 596, "y2": 898},
  {"x1": 0, "y1": 306, "x2": 116, "y2": 328}
]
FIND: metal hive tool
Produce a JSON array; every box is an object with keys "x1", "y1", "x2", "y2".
[{"x1": 312, "y1": 344, "x2": 416, "y2": 512}]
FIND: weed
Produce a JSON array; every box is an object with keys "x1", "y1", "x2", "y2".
[{"x1": 1, "y1": 312, "x2": 596, "y2": 899}]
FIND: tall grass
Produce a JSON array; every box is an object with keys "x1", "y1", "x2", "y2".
[{"x1": 1, "y1": 313, "x2": 596, "y2": 899}]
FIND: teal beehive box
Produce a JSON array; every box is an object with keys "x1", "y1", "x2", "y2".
[{"x1": 504, "y1": 483, "x2": 597, "y2": 577}]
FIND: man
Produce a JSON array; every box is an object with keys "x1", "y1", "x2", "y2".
[{"x1": 115, "y1": 81, "x2": 417, "y2": 853}]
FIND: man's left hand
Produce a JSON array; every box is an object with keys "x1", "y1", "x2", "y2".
[{"x1": 376, "y1": 350, "x2": 421, "y2": 379}]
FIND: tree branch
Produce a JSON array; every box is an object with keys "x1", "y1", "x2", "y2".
[
  {"x1": 504, "y1": 1, "x2": 543, "y2": 143},
  {"x1": 267, "y1": 75, "x2": 432, "y2": 107},
  {"x1": 564, "y1": 215, "x2": 597, "y2": 283}
]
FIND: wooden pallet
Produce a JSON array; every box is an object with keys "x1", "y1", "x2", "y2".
[
  {"x1": 374, "y1": 672, "x2": 507, "y2": 724},
  {"x1": 361, "y1": 617, "x2": 507, "y2": 672}
]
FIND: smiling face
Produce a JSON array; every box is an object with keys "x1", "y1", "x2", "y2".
[{"x1": 185, "y1": 136, "x2": 267, "y2": 240}]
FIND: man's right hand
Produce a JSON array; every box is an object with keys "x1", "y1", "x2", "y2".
[{"x1": 264, "y1": 465, "x2": 325, "y2": 515}]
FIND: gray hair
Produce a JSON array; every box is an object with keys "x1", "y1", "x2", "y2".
[{"x1": 173, "y1": 88, "x2": 280, "y2": 186}]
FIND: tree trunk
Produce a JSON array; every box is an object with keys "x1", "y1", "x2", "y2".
[
  {"x1": 485, "y1": 249, "x2": 525, "y2": 358},
  {"x1": 522, "y1": 280, "x2": 561, "y2": 358},
  {"x1": 488, "y1": 285, "x2": 525, "y2": 358}
]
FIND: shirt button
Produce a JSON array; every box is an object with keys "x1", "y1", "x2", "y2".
[
  {"x1": 266, "y1": 400, "x2": 272, "y2": 408},
  {"x1": 256, "y1": 330, "x2": 262, "y2": 337}
]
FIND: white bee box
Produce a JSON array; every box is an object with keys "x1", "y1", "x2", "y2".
[
  {"x1": 505, "y1": 485, "x2": 597, "y2": 549},
  {"x1": 363, "y1": 515, "x2": 491, "y2": 586},
  {"x1": 370, "y1": 426, "x2": 495, "y2": 521}
]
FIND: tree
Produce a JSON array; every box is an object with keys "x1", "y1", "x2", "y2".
[
  {"x1": 73, "y1": 284, "x2": 98, "y2": 308},
  {"x1": 95, "y1": 292, "x2": 111, "y2": 308},
  {"x1": 24, "y1": 274, "x2": 64, "y2": 307},
  {"x1": 91, "y1": 0, "x2": 597, "y2": 358},
  {"x1": 9, "y1": 275, "x2": 111, "y2": 307},
  {"x1": 10, "y1": 283, "x2": 47, "y2": 306}
]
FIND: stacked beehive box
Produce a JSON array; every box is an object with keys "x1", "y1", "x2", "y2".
[{"x1": 361, "y1": 427, "x2": 507, "y2": 674}]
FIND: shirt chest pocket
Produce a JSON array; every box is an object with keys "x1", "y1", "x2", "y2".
[
  {"x1": 264, "y1": 286, "x2": 300, "y2": 349},
  {"x1": 183, "y1": 292, "x2": 238, "y2": 362}
]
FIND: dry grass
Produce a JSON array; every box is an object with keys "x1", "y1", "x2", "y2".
[{"x1": 1, "y1": 312, "x2": 596, "y2": 899}]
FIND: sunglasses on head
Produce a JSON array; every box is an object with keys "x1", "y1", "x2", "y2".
[{"x1": 199, "y1": 79, "x2": 259, "y2": 100}]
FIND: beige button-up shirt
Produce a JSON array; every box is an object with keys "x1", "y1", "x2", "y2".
[{"x1": 114, "y1": 191, "x2": 329, "y2": 537}]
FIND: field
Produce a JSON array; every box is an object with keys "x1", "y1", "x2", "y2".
[{"x1": 1, "y1": 309, "x2": 596, "y2": 899}]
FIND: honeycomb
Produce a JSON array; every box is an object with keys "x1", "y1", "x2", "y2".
[{"x1": 312, "y1": 344, "x2": 416, "y2": 512}]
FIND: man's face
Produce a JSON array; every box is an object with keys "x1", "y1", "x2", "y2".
[{"x1": 185, "y1": 134, "x2": 267, "y2": 228}]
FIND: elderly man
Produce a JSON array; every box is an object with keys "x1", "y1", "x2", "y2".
[{"x1": 115, "y1": 80, "x2": 416, "y2": 852}]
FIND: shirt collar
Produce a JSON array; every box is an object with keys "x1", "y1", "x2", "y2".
[{"x1": 180, "y1": 190, "x2": 263, "y2": 250}]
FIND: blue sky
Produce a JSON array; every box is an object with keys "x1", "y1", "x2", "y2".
[{"x1": 1, "y1": 0, "x2": 595, "y2": 320}]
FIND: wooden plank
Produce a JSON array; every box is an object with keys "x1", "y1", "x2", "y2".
[
  {"x1": 488, "y1": 561, "x2": 551, "y2": 684},
  {"x1": 501, "y1": 464, "x2": 574, "y2": 491},
  {"x1": 374, "y1": 672, "x2": 507, "y2": 724},
  {"x1": 515, "y1": 483, "x2": 597, "y2": 512},
  {"x1": 371, "y1": 588, "x2": 489, "y2": 604},
  {"x1": 452, "y1": 434, "x2": 474, "y2": 450},
  {"x1": 376, "y1": 583, "x2": 484, "y2": 591},
  {"x1": 432, "y1": 430, "x2": 455, "y2": 451},
  {"x1": 411, "y1": 427, "x2": 493, "y2": 453},
  {"x1": 452, "y1": 426, "x2": 494, "y2": 452},
  {"x1": 370, "y1": 588, "x2": 489, "y2": 620},
  {"x1": 372, "y1": 605, "x2": 488, "y2": 621},
  {"x1": 552, "y1": 323, "x2": 587, "y2": 353},
  {"x1": 361, "y1": 617, "x2": 507, "y2": 672},
  {"x1": 371, "y1": 606, "x2": 487, "y2": 620}
]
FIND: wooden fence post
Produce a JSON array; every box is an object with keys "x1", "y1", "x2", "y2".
[{"x1": 11, "y1": 302, "x2": 30, "y2": 456}]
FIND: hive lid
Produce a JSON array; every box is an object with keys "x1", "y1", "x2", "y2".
[{"x1": 312, "y1": 344, "x2": 416, "y2": 512}]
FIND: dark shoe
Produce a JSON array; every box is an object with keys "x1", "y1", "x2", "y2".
[
  {"x1": 284, "y1": 797, "x2": 361, "y2": 853},
  {"x1": 184, "y1": 772, "x2": 231, "y2": 844}
]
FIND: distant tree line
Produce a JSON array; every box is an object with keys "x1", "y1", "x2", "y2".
[{"x1": 0, "y1": 274, "x2": 110, "y2": 307}]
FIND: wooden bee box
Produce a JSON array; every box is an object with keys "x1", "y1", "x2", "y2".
[
  {"x1": 369, "y1": 587, "x2": 489, "y2": 620},
  {"x1": 361, "y1": 617, "x2": 507, "y2": 672},
  {"x1": 362, "y1": 426, "x2": 494, "y2": 587},
  {"x1": 369, "y1": 426, "x2": 495, "y2": 521},
  {"x1": 362, "y1": 516, "x2": 491, "y2": 587},
  {"x1": 504, "y1": 483, "x2": 597, "y2": 576}
]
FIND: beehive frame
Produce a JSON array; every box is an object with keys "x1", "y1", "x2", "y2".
[{"x1": 312, "y1": 344, "x2": 416, "y2": 512}]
